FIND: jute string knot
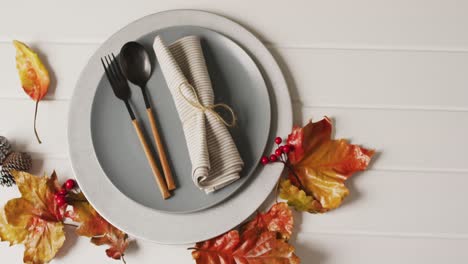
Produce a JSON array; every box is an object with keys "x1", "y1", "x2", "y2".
[{"x1": 178, "y1": 81, "x2": 237, "y2": 127}]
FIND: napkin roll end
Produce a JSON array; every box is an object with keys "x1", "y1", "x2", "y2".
[{"x1": 193, "y1": 165, "x2": 243, "y2": 194}]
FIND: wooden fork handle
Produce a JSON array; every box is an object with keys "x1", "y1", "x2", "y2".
[
  {"x1": 146, "y1": 108, "x2": 176, "y2": 190},
  {"x1": 132, "y1": 119, "x2": 171, "y2": 199}
]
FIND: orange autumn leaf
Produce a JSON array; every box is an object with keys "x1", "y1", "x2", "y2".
[
  {"x1": 283, "y1": 117, "x2": 375, "y2": 212},
  {"x1": 192, "y1": 202, "x2": 300, "y2": 264},
  {"x1": 67, "y1": 192, "x2": 129, "y2": 261},
  {"x1": 0, "y1": 171, "x2": 66, "y2": 264},
  {"x1": 234, "y1": 231, "x2": 299, "y2": 264},
  {"x1": 13, "y1": 40, "x2": 50, "y2": 144},
  {"x1": 241, "y1": 202, "x2": 293, "y2": 240},
  {"x1": 192, "y1": 230, "x2": 241, "y2": 263},
  {"x1": 193, "y1": 230, "x2": 299, "y2": 264}
]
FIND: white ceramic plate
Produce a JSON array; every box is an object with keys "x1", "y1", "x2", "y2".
[{"x1": 68, "y1": 9, "x2": 292, "y2": 244}]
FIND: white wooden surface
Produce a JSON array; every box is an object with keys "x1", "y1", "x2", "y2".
[{"x1": 1, "y1": 1, "x2": 468, "y2": 263}]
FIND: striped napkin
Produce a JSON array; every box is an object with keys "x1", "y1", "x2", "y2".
[{"x1": 153, "y1": 35, "x2": 244, "y2": 193}]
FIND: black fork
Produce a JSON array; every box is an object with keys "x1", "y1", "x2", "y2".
[
  {"x1": 101, "y1": 54, "x2": 135, "y2": 120},
  {"x1": 100, "y1": 53, "x2": 171, "y2": 199}
]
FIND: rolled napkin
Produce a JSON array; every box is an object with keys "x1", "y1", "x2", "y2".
[{"x1": 153, "y1": 35, "x2": 244, "y2": 193}]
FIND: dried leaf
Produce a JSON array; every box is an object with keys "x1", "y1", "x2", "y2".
[
  {"x1": 13, "y1": 41, "x2": 49, "y2": 101},
  {"x1": 0, "y1": 171, "x2": 66, "y2": 264},
  {"x1": 193, "y1": 230, "x2": 299, "y2": 264},
  {"x1": 279, "y1": 180, "x2": 324, "y2": 213},
  {"x1": 242, "y1": 202, "x2": 293, "y2": 240},
  {"x1": 192, "y1": 230, "x2": 240, "y2": 263},
  {"x1": 14, "y1": 171, "x2": 65, "y2": 221},
  {"x1": 13, "y1": 40, "x2": 50, "y2": 144},
  {"x1": 22, "y1": 219, "x2": 65, "y2": 264},
  {"x1": 68, "y1": 192, "x2": 129, "y2": 260},
  {"x1": 0, "y1": 209, "x2": 28, "y2": 246},
  {"x1": 284, "y1": 117, "x2": 375, "y2": 211},
  {"x1": 192, "y1": 202, "x2": 300, "y2": 264},
  {"x1": 234, "y1": 231, "x2": 299, "y2": 264}
]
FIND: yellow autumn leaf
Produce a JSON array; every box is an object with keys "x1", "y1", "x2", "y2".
[
  {"x1": 22, "y1": 220, "x2": 65, "y2": 264},
  {"x1": 13, "y1": 40, "x2": 49, "y2": 101},
  {"x1": 0, "y1": 209, "x2": 28, "y2": 246},
  {"x1": 0, "y1": 171, "x2": 66, "y2": 264},
  {"x1": 279, "y1": 180, "x2": 324, "y2": 213},
  {"x1": 13, "y1": 40, "x2": 50, "y2": 144}
]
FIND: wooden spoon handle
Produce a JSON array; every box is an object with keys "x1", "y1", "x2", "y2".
[
  {"x1": 146, "y1": 108, "x2": 176, "y2": 190},
  {"x1": 132, "y1": 119, "x2": 171, "y2": 199}
]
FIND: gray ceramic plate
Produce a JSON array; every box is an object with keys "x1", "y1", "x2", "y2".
[
  {"x1": 68, "y1": 10, "x2": 292, "y2": 244},
  {"x1": 91, "y1": 27, "x2": 270, "y2": 213}
]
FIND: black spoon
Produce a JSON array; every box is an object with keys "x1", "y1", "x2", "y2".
[{"x1": 119, "y1": 42, "x2": 176, "y2": 191}]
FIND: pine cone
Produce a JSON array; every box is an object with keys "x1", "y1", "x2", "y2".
[
  {"x1": 0, "y1": 136, "x2": 11, "y2": 164},
  {"x1": 0, "y1": 152, "x2": 32, "y2": 186}
]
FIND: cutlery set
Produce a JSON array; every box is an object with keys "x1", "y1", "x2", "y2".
[{"x1": 101, "y1": 43, "x2": 175, "y2": 199}]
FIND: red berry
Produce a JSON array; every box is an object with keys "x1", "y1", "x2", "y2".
[
  {"x1": 58, "y1": 189, "x2": 67, "y2": 196},
  {"x1": 274, "y1": 137, "x2": 282, "y2": 144},
  {"x1": 55, "y1": 194, "x2": 67, "y2": 206},
  {"x1": 64, "y1": 179, "x2": 76, "y2": 190},
  {"x1": 283, "y1": 145, "x2": 291, "y2": 153},
  {"x1": 261, "y1": 156, "x2": 269, "y2": 165},
  {"x1": 275, "y1": 148, "x2": 283, "y2": 156},
  {"x1": 269, "y1": 154, "x2": 278, "y2": 162}
]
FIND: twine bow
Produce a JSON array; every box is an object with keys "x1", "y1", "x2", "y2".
[{"x1": 178, "y1": 81, "x2": 237, "y2": 127}]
